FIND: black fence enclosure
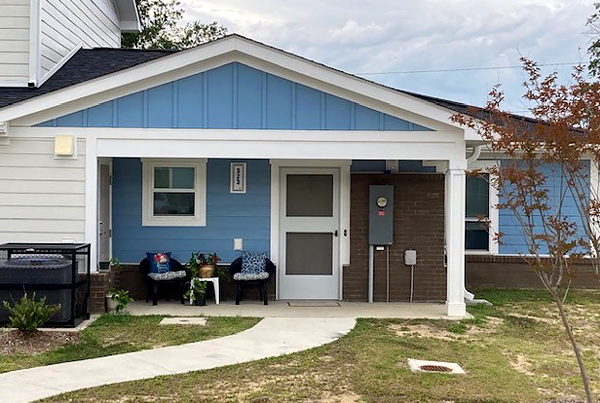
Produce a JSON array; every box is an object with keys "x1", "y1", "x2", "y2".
[{"x1": 0, "y1": 243, "x2": 91, "y2": 327}]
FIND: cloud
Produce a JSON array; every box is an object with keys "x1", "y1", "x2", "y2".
[{"x1": 180, "y1": 0, "x2": 596, "y2": 112}]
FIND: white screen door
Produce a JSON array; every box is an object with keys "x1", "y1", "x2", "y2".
[{"x1": 279, "y1": 168, "x2": 340, "y2": 299}]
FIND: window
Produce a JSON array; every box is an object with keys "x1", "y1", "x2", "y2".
[
  {"x1": 465, "y1": 174, "x2": 490, "y2": 251},
  {"x1": 142, "y1": 159, "x2": 206, "y2": 226},
  {"x1": 465, "y1": 161, "x2": 499, "y2": 254}
]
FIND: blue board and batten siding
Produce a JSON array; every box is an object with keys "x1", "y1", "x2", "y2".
[
  {"x1": 498, "y1": 161, "x2": 590, "y2": 255},
  {"x1": 113, "y1": 158, "x2": 271, "y2": 263},
  {"x1": 39, "y1": 62, "x2": 433, "y2": 263},
  {"x1": 38, "y1": 62, "x2": 432, "y2": 131}
]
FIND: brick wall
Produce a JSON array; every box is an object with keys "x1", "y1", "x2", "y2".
[
  {"x1": 89, "y1": 270, "x2": 114, "y2": 313},
  {"x1": 345, "y1": 174, "x2": 446, "y2": 302},
  {"x1": 466, "y1": 255, "x2": 600, "y2": 289}
]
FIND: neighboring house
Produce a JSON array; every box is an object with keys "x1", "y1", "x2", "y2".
[{"x1": 0, "y1": 2, "x2": 595, "y2": 318}]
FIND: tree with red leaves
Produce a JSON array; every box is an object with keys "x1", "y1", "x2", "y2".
[{"x1": 452, "y1": 58, "x2": 600, "y2": 402}]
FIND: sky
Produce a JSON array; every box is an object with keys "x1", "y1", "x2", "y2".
[{"x1": 180, "y1": 0, "x2": 597, "y2": 114}]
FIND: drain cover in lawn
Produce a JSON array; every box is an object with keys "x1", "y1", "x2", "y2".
[
  {"x1": 287, "y1": 301, "x2": 341, "y2": 307},
  {"x1": 407, "y1": 359, "x2": 465, "y2": 374},
  {"x1": 159, "y1": 317, "x2": 206, "y2": 325}
]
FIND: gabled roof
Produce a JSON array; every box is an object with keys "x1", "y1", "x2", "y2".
[{"x1": 0, "y1": 34, "x2": 511, "y2": 136}]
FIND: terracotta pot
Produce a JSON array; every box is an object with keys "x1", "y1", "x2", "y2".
[{"x1": 199, "y1": 265, "x2": 214, "y2": 278}]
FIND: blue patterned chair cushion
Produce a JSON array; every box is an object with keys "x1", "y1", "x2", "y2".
[
  {"x1": 233, "y1": 271, "x2": 269, "y2": 281},
  {"x1": 241, "y1": 251, "x2": 267, "y2": 274},
  {"x1": 148, "y1": 270, "x2": 186, "y2": 281},
  {"x1": 146, "y1": 252, "x2": 172, "y2": 273}
]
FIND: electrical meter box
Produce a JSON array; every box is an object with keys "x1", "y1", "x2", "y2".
[{"x1": 369, "y1": 185, "x2": 394, "y2": 245}]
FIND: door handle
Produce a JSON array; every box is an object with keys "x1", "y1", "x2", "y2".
[
  {"x1": 344, "y1": 229, "x2": 347, "y2": 237},
  {"x1": 334, "y1": 230, "x2": 338, "y2": 237}
]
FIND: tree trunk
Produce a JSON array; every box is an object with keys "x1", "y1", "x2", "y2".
[{"x1": 552, "y1": 294, "x2": 594, "y2": 403}]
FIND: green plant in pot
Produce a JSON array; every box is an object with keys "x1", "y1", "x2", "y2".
[
  {"x1": 188, "y1": 252, "x2": 221, "y2": 278},
  {"x1": 107, "y1": 287, "x2": 133, "y2": 313},
  {"x1": 184, "y1": 279, "x2": 207, "y2": 306}
]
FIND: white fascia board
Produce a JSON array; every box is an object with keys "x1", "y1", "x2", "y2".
[
  {"x1": 115, "y1": 0, "x2": 141, "y2": 32},
  {"x1": 0, "y1": 81, "x2": 28, "y2": 88},
  {"x1": 1, "y1": 36, "x2": 468, "y2": 136},
  {"x1": 120, "y1": 20, "x2": 141, "y2": 32},
  {"x1": 9, "y1": 126, "x2": 463, "y2": 161}
]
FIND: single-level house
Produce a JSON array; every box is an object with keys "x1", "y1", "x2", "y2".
[{"x1": 0, "y1": 0, "x2": 595, "y2": 318}]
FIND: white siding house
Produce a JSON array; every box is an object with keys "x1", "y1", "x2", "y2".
[
  {"x1": 0, "y1": 0, "x2": 139, "y2": 88},
  {"x1": 0, "y1": 0, "x2": 30, "y2": 86},
  {"x1": 0, "y1": 137, "x2": 86, "y2": 243}
]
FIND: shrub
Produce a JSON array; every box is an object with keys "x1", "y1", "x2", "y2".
[
  {"x1": 108, "y1": 288, "x2": 133, "y2": 313},
  {"x1": 2, "y1": 292, "x2": 61, "y2": 333}
]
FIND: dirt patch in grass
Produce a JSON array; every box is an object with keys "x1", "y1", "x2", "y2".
[
  {"x1": 389, "y1": 316, "x2": 503, "y2": 342},
  {"x1": 0, "y1": 330, "x2": 79, "y2": 355}
]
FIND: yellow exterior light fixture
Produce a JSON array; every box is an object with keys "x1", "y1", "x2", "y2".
[{"x1": 54, "y1": 134, "x2": 75, "y2": 157}]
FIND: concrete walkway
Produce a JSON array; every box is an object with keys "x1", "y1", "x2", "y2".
[{"x1": 0, "y1": 317, "x2": 356, "y2": 403}]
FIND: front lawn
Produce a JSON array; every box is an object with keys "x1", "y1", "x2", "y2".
[
  {"x1": 0, "y1": 315, "x2": 260, "y2": 373},
  {"x1": 39, "y1": 289, "x2": 600, "y2": 403}
]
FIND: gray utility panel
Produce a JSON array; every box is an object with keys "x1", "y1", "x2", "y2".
[{"x1": 369, "y1": 185, "x2": 394, "y2": 245}]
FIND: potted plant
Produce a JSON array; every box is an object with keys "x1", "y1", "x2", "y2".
[
  {"x1": 184, "y1": 279, "x2": 207, "y2": 306},
  {"x1": 188, "y1": 252, "x2": 221, "y2": 278},
  {"x1": 107, "y1": 287, "x2": 133, "y2": 313}
]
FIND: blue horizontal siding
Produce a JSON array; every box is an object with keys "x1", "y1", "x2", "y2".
[
  {"x1": 38, "y1": 62, "x2": 432, "y2": 131},
  {"x1": 112, "y1": 158, "x2": 271, "y2": 264},
  {"x1": 498, "y1": 160, "x2": 590, "y2": 255}
]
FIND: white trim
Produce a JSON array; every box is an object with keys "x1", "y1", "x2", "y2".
[
  {"x1": 8, "y1": 127, "x2": 463, "y2": 161},
  {"x1": 465, "y1": 160, "x2": 500, "y2": 255},
  {"x1": 38, "y1": 42, "x2": 83, "y2": 87},
  {"x1": 0, "y1": 82, "x2": 29, "y2": 88},
  {"x1": 445, "y1": 167, "x2": 466, "y2": 317},
  {"x1": 28, "y1": 0, "x2": 41, "y2": 86},
  {"x1": 141, "y1": 158, "x2": 207, "y2": 227},
  {"x1": 85, "y1": 137, "x2": 98, "y2": 271},
  {"x1": 98, "y1": 158, "x2": 113, "y2": 262},
  {"x1": 269, "y1": 161, "x2": 280, "y2": 299},
  {"x1": 3, "y1": 35, "x2": 467, "y2": 136}
]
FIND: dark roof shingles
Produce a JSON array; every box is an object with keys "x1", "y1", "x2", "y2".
[{"x1": 0, "y1": 48, "x2": 176, "y2": 109}]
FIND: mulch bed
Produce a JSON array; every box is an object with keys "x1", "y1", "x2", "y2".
[{"x1": 0, "y1": 329, "x2": 79, "y2": 355}]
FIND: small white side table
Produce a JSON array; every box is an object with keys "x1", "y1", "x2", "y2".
[{"x1": 190, "y1": 277, "x2": 220, "y2": 305}]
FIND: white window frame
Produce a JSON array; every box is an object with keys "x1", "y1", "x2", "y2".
[
  {"x1": 142, "y1": 158, "x2": 207, "y2": 227},
  {"x1": 466, "y1": 160, "x2": 499, "y2": 255}
]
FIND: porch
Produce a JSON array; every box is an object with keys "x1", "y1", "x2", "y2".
[{"x1": 124, "y1": 299, "x2": 464, "y2": 319}]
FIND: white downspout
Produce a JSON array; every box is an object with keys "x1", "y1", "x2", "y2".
[{"x1": 464, "y1": 144, "x2": 493, "y2": 306}]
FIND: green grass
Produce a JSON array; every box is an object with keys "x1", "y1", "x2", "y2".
[
  {"x1": 0, "y1": 315, "x2": 260, "y2": 373},
  {"x1": 37, "y1": 289, "x2": 600, "y2": 403}
]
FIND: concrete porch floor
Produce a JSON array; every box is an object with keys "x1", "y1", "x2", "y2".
[{"x1": 126, "y1": 299, "x2": 468, "y2": 319}]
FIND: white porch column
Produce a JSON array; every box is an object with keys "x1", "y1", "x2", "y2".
[
  {"x1": 85, "y1": 137, "x2": 98, "y2": 272},
  {"x1": 445, "y1": 166, "x2": 466, "y2": 317}
]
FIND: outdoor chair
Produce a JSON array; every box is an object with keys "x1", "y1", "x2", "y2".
[
  {"x1": 229, "y1": 255, "x2": 275, "y2": 305},
  {"x1": 139, "y1": 257, "x2": 188, "y2": 306}
]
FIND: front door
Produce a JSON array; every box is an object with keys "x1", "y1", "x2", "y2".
[
  {"x1": 98, "y1": 163, "x2": 111, "y2": 264},
  {"x1": 279, "y1": 168, "x2": 340, "y2": 299}
]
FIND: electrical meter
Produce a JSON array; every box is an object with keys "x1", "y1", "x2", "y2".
[{"x1": 369, "y1": 185, "x2": 394, "y2": 245}]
